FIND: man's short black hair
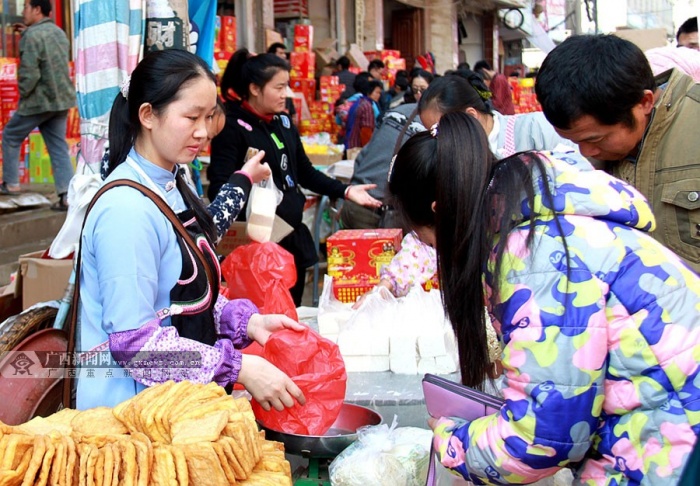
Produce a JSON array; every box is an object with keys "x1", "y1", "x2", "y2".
[
  {"x1": 336, "y1": 56, "x2": 350, "y2": 70},
  {"x1": 473, "y1": 60, "x2": 491, "y2": 72},
  {"x1": 368, "y1": 59, "x2": 385, "y2": 71},
  {"x1": 30, "y1": 0, "x2": 52, "y2": 16},
  {"x1": 266, "y1": 42, "x2": 287, "y2": 54},
  {"x1": 677, "y1": 17, "x2": 698, "y2": 42},
  {"x1": 535, "y1": 34, "x2": 656, "y2": 129}
]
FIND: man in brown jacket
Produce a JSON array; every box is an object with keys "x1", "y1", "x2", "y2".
[{"x1": 535, "y1": 34, "x2": 700, "y2": 273}]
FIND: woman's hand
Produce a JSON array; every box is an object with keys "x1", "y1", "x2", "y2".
[
  {"x1": 238, "y1": 354, "x2": 306, "y2": 411},
  {"x1": 246, "y1": 313, "x2": 306, "y2": 346},
  {"x1": 346, "y1": 184, "x2": 382, "y2": 208},
  {"x1": 352, "y1": 279, "x2": 394, "y2": 310},
  {"x1": 241, "y1": 149, "x2": 272, "y2": 184}
]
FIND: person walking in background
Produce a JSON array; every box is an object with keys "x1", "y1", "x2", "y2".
[
  {"x1": 677, "y1": 17, "x2": 698, "y2": 50},
  {"x1": 405, "y1": 69, "x2": 433, "y2": 104},
  {"x1": 334, "y1": 55, "x2": 357, "y2": 99},
  {"x1": 535, "y1": 34, "x2": 700, "y2": 273},
  {"x1": 339, "y1": 102, "x2": 424, "y2": 229},
  {"x1": 0, "y1": 0, "x2": 75, "y2": 210},
  {"x1": 389, "y1": 111, "x2": 700, "y2": 484},
  {"x1": 345, "y1": 79, "x2": 383, "y2": 150},
  {"x1": 473, "y1": 59, "x2": 515, "y2": 115}
]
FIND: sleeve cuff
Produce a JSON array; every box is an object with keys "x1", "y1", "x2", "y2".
[
  {"x1": 343, "y1": 185, "x2": 351, "y2": 199},
  {"x1": 212, "y1": 339, "x2": 243, "y2": 386},
  {"x1": 219, "y1": 298, "x2": 259, "y2": 348},
  {"x1": 229, "y1": 171, "x2": 253, "y2": 195}
]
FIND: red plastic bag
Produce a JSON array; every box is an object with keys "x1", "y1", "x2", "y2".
[
  {"x1": 252, "y1": 326, "x2": 347, "y2": 435},
  {"x1": 221, "y1": 242, "x2": 298, "y2": 320}
]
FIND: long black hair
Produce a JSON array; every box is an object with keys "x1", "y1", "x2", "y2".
[
  {"x1": 107, "y1": 49, "x2": 218, "y2": 243},
  {"x1": 418, "y1": 73, "x2": 492, "y2": 117},
  {"x1": 389, "y1": 111, "x2": 566, "y2": 388},
  {"x1": 220, "y1": 48, "x2": 289, "y2": 101}
]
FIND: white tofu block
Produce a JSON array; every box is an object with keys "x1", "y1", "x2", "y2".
[
  {"x1": 317, "y1": 310, "x2": 353, "y2": 335},
  {"x1": 417, "y1": 357, "x2": 437, "y2": 375},
  {"x1": 338, "y1": 331, "x2": 389, "y2": 356},
  {"x1": 322, "y1": 333, "x2": 339, "y2": 344},
  {"x1": 390, "y1": 333, "x2": 417, "y2": 357},
  {"x1": 344, "y1": 355, "x2": 390, "y2": 372},
  {"x1": 417, "y1": 331, "x2": 449, "y2": 358},
  {"x1": 390, "y1": 353, "x2": 419, "y2": 374},
  {"x1": 434, "y1": 354, "x2": 458, "y2": 374}
]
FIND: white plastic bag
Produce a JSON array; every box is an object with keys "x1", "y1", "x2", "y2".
[
  {"x1": 329, "y1": 417, "x2": 432, "y2": 486},
  {"x1": 48, "y1": 166, "x2": 102, "y2": 258},
  {"x1": 245, "y1": 178, "x2": 284, "y2": 243}
]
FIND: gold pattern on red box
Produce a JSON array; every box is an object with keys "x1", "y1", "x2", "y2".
[{"x1": 326, "y1": 229, "x2": 403, "y2": 303}]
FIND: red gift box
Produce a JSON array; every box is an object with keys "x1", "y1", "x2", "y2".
[
  {"x1": 219, "y1": 16, "x2": 236, "y2": 54},
  {"x1": 326, "y1": 229, "x2": 403, "y2": 303},
  {"x1": 293, "y1": 24, "x2": 314, "y2": 53},
  {"x1": 290, "y1": 78, "x2": 316, "y2": 105},
  {"x1": 289, "y1": 52, "x2": 315, "y2": 79}
]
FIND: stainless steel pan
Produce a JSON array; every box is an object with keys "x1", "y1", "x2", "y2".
[{"x1": 259, "y1": 402, "x2": 382, "y2": 458}]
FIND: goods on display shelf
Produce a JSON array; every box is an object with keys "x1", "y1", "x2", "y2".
[
  {"x1": 326, "y1": 229, "x2": 403, "y2": 303},
  {"x1": 0, "y1": 381, "x2": 292, "y2": 485},
  {"x1": 513, "y1": 77, "x2": 542, "y2": 114},
  {"x1": 289, "y1": 51, "x2": 315, "y2": 79},
  {"x1": 293, "y1": 23, "x2": 313, "y2": 52},
  {"x1": 302, "y1": 133, "x2": 344, "y2": 165}
]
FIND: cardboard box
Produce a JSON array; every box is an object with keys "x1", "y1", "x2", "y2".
[
  {"x1": 345, "y1": 44, "x2": 369, "y2": 71},
  {"x1": 314, "y1": 38, "x2": 338, "y2": 69},
  {"x1": 326, "y1": 229, "x2": 403, "y2": 302},
  {"x1": 15, "y1": 251, "x2": 73, "y2": 310},
  {"x1": 216, "y1": 222, "x2": 251, "y2": 257},
  {"x1": 307, "y1": 152, "x2": 343, "y2": 166},
  {"x1": 613, "y1": 28, "x2": 667, "y2": 53}
]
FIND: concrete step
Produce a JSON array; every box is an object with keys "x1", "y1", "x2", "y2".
[
  {"x1": 0, "y1": 206, "x2": 66, "y2": 249},
  {"x1": 0, "y1": 237, "x2": 57, "y2": 286}
]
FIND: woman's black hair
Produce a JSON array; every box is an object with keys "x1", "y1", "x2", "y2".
[
  {"x1": 389, "y1": 111, "x2": 568, "y2": 388},
  {"x1": 418, "y1": 73, "x2": 492, "y2": 117},
  {"x1": 412, "y1": 70, "x2": 434, "y2": 85},
  {"x1": 361, "y1": 80, "x2": 384, "y2": 97},
  {"x1": 387, "y1": 132, "x2": 438, "y2": 230},
  {"x1": 107, "y1": 49, "x2": 218, "y2": 243},
  {"x1": 220, "y1": 48, "x2": 289, "y2": 101}
]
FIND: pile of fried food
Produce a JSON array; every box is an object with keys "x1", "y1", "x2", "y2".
[{"x1": 0, "y1": 380, "x2": 292, "y2": 485}]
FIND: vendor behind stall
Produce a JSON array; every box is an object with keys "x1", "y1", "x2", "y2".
[
  {"x1": 208, "y1": 49, "x2": 381, "y2": 305},
  {"x1": 77, "y1": 49, "x2": 306, "y2": 413}
]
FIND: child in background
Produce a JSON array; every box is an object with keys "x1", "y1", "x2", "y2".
[{"x1": 188, "y1": 98, "x2": 226, "y2": 197}]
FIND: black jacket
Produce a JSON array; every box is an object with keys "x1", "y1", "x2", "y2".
[{"x1": 209, "y1": 101, "x2": 347, "y2": 267}]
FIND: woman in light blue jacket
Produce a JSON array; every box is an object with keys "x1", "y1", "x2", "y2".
[{"x1": 418, "y1": 73, "x2": 577, "y2": 158}]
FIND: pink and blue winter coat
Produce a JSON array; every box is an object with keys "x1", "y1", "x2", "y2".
[{"x1": 433, "y1": 151, "x2": 700, "y2": 485}]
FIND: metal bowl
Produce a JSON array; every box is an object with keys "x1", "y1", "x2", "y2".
[{"x1": 259, "y1": 402, "x2": 382, "y2": 458}]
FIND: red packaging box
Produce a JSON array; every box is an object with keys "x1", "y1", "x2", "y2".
[
  {"x1": 289, "y1": 78, "x2": 316, "y2": 105},
  {"x1": 326, "y1": 229, "x2": 403, "y2": 303},
  {"x1": 293, "y1": 24, "x2": 314, "y2": 52},
  {"x1": 289, "y1": 52, "x2": 315, "y2": 79},
  {"x1": 220, "y1": 16, "x2": 236, "y2": 54},
  {"x1": 319, "y1": 75, "x2": 339, "y2": 88},
  {"x1": 0, "y1": 58, "x2": 18, "y2": 82}
]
